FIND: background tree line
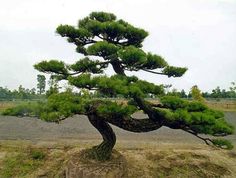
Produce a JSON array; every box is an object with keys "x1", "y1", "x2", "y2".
[
  {"x1": 1, "y1": 75, "x2": 235, "y2": 100},
  {"x1": 0, "y1": 74, "x2": 47, "y2": 100},
  {"x1": 157, "y1": 82, "x2": 236, "y2": 99}
]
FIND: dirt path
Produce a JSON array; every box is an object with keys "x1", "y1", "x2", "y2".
[{"x1": 0, "y1": 112, "x2": 235, "y2": 145}]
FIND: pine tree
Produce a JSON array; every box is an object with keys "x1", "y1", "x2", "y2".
[{"x1": 22, "y1": 12, "x2": 233, "y2": 160}]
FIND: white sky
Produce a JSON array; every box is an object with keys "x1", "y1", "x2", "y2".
[{"x1": 0, "y1": 0, "x2": 235, "y2": 92}]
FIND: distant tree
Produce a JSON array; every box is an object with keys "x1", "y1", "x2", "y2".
[
  {"x1": 18, "y1": 85, "x2": 27, "y2": 99},
  {"x1": 0, "y1": 87, "x2": 12, "y2": 100},
  {"x1": 37, "y1": 74, "x2": 46, "y2": 94},
  {"x1": 229, "y1": 82, "x2": 236, "y2": 98},
  {"x1": 30, "y1": 88, "x2": 36, "y2": 95},
  {"x1": 202, "y1": 91, "x2": 210, "y2": 98},
  {"x1": 0, "y1": 86, "x2": 43, "y2": 100},
  {"x1": 46, "y1": 76, "x2": 59, "y2": 97},
  {"x1": 190, "y1": 85, "x2": 205, "y2": 102},
  {"x1": 211, "y1": 86, "x2": 221, "y2": 98},
  {"x1": 5, "y1": 12, "x2": 234, "y2": 160},
  {"x1": 202, "y1": 83, "x2": 236, "y2": 99},
  {"x1": 180, "y1": 89, "x2": 187, "y2": 98}
]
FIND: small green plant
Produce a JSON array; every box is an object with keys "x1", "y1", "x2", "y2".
[{"x1": 30, "y1": 149, "x2": 46, "y2": 160}]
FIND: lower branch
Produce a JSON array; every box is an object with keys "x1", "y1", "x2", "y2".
[
  {"x1": 184, "y1": 129, "x2": 213, "y2": 145},
  {"x1": 103, "y1": 115, "x2": 162, "y2": 132}
]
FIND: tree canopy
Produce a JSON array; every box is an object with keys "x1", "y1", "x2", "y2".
[{"x1": 4, "y1": 12, "x2": 234, "y2": 160}]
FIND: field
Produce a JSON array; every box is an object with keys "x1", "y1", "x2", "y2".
[
  {"x1": 0, "y1": 111, "x2": 236, "y2": 177},
  {"x1": 0, "y1": 140, "x2": 235, "y2": 178}
]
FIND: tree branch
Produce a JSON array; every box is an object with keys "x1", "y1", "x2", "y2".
[
  {"x1": 184, "y1": 129, "x2": 213, "y2": 145},
  {"x1": 86, "y1": 101, "x2": 163, "y2": 132},
  {"x1": 142, "y1": 69, "x2": 166, "y2": 75},
  {"x1": 97, "y1": 114, "x2": 162, "y2": 133}
]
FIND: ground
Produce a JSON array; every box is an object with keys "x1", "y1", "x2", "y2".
[{"x1": 0, "y1": 112, "x2": 235, "y2": 177}]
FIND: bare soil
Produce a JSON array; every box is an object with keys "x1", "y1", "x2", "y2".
[{"x1": 0, "y1": 112, "x2": 235, "y2": 144}]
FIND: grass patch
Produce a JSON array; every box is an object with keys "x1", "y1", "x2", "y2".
[
  {"x1": 0, "y1": 143, "x2": 68, "y2": 178},
  {"x1": 0, "y1": 148, "x2": 46, "y2": 177}
]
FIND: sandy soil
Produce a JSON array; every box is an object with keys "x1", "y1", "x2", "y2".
[{"x1": 0, "y1": 112, "x2": 235, "y2": 144}]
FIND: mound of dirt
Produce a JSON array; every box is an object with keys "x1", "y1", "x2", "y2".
[{"x1": 65, "y1": 149, "x2": 127, "y2": 178}]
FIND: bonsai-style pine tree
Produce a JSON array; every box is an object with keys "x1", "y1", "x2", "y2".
[{"x1": 12, "y1": 12, "x2": 234, "y2": 160}]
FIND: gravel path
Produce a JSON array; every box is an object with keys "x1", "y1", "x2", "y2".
[{"x1": 0, "y1": 112, "x2": 235, "y2": 144}]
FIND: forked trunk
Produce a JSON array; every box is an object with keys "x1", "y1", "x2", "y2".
[{"x1": 87, "y1": 114, "x2": 116, "y2": 161}]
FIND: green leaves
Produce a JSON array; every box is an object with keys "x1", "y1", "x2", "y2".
[
  {"x1": 68, "y1": 74, "x2": 96, "y2": 89},
  {"x1": 77, "y1": 12, "x2": 148, "y2": 47},
  {"x1": 158, "y1": 96, "x2": 234, "y2": 137},
  {"x1": 103, "y1": 21, "x2": 126, "y2": 39},
  {"x1": 56, "y1": 25, "x2": 92, "y2": 42},
  {"x1": 54, "y1": 12, "x2": 188, "y2": 78},
  {"x1": 89, "y1": 12, "x2": 116, "y2": 22},
  {"x1": 83, "y1": 20, "x2": 104, "y2": 36},
  {"x1": 142, "y1": 53, "x2": 168, "y2": 69},
  {"x1": 34, "y1": 60, "x2": 68, "y2": 75},
  {"x1": 97, "y1": 101, "x2": 137, "y2": 118},
  {"x1": 124, "y1": 25, "x2": 148, "y2": 47},
  {"x1": 212, "y1": 139, "x2": 234, "y2": 150},
  {"x1": 40, "y1": 92, "x2": 83, "y2": 121},
  {"x1": 70, "y1": 57, "x2": 106, "y2": 73},
  {"x1": 87, "y1": 41, "x2": 119, "y2": 57},
  {"x1": 118, "y1": 46, "x2": 146, "y2": 69},
  {"x1": 160, "y1": 96, "x2": 187, "y2": 110},
  {"x1": 163, "y1": 66, "x2": 187, "y2": 77},
  {"x1": 187, "y1": 101, "x2": 207, "y2": 112},
  {"x1": 69, "y1": 74, "x2": 164, "y2": 98}
]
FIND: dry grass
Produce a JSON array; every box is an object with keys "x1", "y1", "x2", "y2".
[
  {"x1": 0, "y1": 102, "x2": 16, "y2": 113},
  {"x1": 0, "y1": 141, "x2": 235, "y2": 178},
  {"x1": 206, "y1": 101, "x2": 236, "y2": 111},
  {"x1": 123, "y1": 148, "x2": 235, "y2": 178}
]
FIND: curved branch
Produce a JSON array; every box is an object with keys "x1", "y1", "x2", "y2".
[
  {"x1": 142, "y1": 69, "x2": 166, "y2": 75},
  {"x1": 184, "y1": 129, "x2": 213, "y2": 145},
  {"x1": 133, "y1": 96, "x2": 165, "y2": 123},
  {"x1": 106, "y1": 116, "x2": 162, "y2": 132}
]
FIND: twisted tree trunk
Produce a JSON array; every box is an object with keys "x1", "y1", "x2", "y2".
[{"x1": 87, "y1": 114, "x2": 116, "y2": 161}]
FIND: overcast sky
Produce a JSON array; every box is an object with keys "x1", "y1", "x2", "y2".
[{"x1": 0, "y1": 0, "x2": 235, "y2": 92}]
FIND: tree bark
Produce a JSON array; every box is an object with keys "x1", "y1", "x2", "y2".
[
  {"x1": 87, "y1": 114, "x2": 116, "y2": 161},
  {"x1": 110, "y1": 60, "x2": 125, "y2": 75}
]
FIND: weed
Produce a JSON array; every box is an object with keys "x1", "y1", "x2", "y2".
[{"x1": 30, "y1": 149, "x2": 46, "y2": 160}]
